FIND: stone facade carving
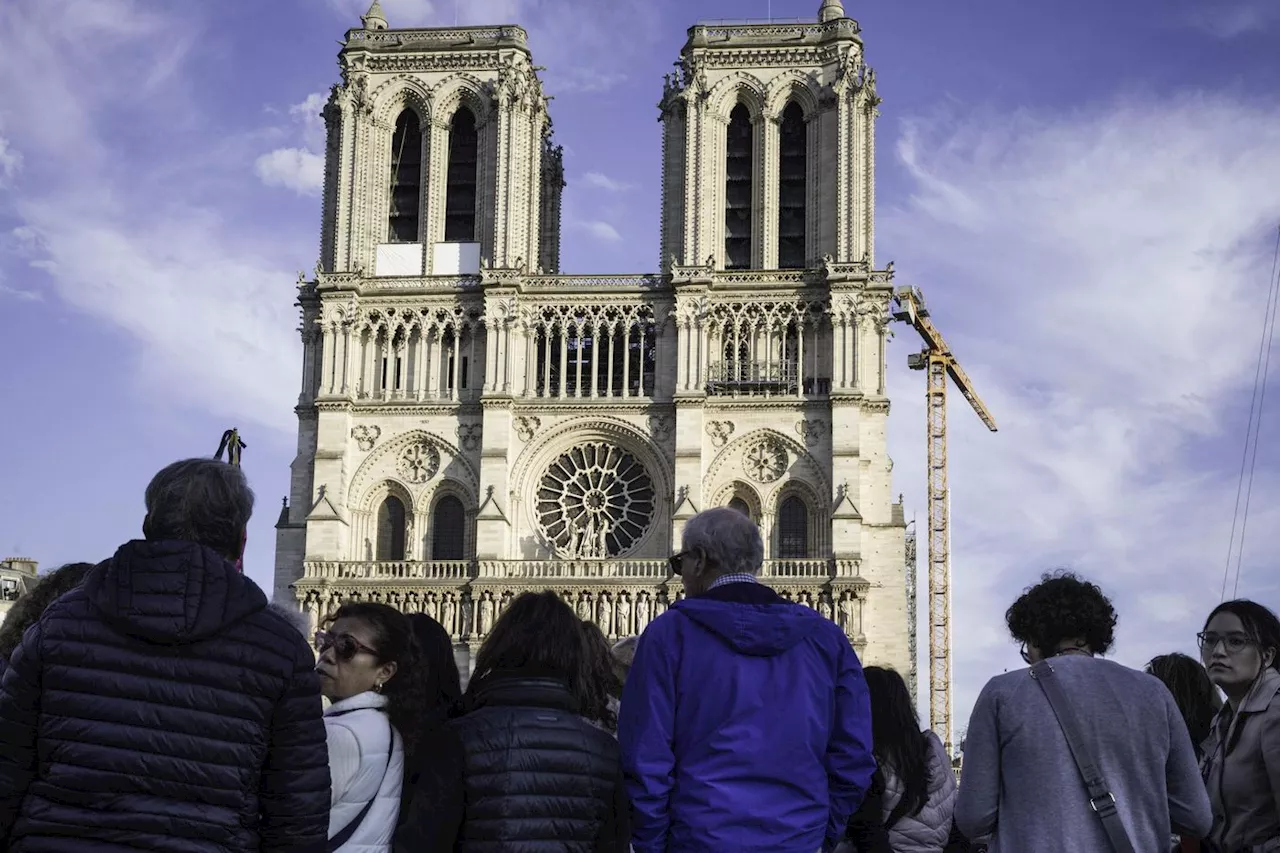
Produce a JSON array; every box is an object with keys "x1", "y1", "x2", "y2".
[{"x1": 277, "y1": 2, "x2": 908, "y2": 683}]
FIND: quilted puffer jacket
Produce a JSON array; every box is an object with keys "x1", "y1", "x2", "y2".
[
  {"x1": 0, "y1": 539, "x2": 332, "y2": 852},
  {"x1": 881, "y1": 731, "x2": 959, "y2": 853},
  {"x1": 449, "y1": 672, "x2": 630, "y2": 853}
]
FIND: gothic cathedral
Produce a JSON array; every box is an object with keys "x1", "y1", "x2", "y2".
[{"x1": 275, "y1": 0, "x2": 912, "y2": 681}]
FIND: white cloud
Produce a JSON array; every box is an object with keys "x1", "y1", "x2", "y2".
[
  {"x1": 255, "y1": 147, "x2": 325, "y2": 197},
  {"x1": 0, "y1": 283, "x2": 40, "y2": 302},
  {"x1": 880, "y1": 94, "x2": 1280, "y2": 737},
  {"x1": 574, "y1": 220, "x2": 622, "y2": 243},
  {"x1": 581, "y1": 172, "x2": 633, "y2": 192},
  {"x1": 1176, "y1": 0, "x2": 1280, "y2": 38},
  {"x1": 0, "y1": 137, "x2": 21, "y2": 186}
]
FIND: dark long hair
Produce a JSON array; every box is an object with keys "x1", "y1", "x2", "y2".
[
  {"x1": 1145, "y1": 653, "x2": 1221, "y2": 757},
  {"x1": 467, "y1": 591, "x2": 609, "y2": 720},
  {"x1": 1204, "y1": 599, "x2": 1280, "y2": 673},
  {"x1": 579, "y1": 620, "x2": 621, "y2": 729},
  {"x1": 0, "y1": 563, "x2": 95, "y2": 662},
  {"x1": 864, "y1": 666, "x2": 929, "y2": 818},
  {"x1": 407, "y1": 612, "x2": 461, "y2": 722},
  {"x1": 330, "y1": 603, "x2": 430, "y2": 762}
]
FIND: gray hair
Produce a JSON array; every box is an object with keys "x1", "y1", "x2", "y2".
[
  {"x1": 143, "y1": 458, "x2": 255, "y2": 559},
  {"x1": 682, "y1": 507, "x2": 764, "y2": 577}
]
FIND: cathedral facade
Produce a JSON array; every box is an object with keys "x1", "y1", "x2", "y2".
[{"x1": 275, "y1": 0, "x2": 912, "y2": 679}]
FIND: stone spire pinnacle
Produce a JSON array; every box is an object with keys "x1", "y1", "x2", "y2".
[
  {"x1": 362, "y1": 0, "x2": 389, "y2": 31},
  {"x1": 818, "y1": 0, "x2": 846, "y2": 23}
]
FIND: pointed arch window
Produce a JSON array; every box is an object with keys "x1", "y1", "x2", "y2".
[
  {"x1": 778, "y1": 495, "x2": 808, "y2": 559},
  {"x1": 445, "y1": 107, "x2": 479, "y2": 243},
  {"x1": 778, "y1": 102, "x2": 807, "y2": 269},
  {"x1": 432, "y1": 495, "x2": 466, "y2": 560},
  {"x1": 724, "y1": 103, "x2": 754, "y2": 270},
  {"x1": 388, "y1": 110, "x2": 423, "y2": 243},
  {"x1": 728, "y1": 497, "x2": 752, "y2": 517},
  {"x1": 376, "y1": 495, "x2": 407, "y2": 561}
]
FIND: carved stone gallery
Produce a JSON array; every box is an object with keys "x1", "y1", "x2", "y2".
[{"x1": 274, "y1": 0, "x2": 912, "y2": 680}]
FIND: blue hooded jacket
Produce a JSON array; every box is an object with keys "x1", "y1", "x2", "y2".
[{"x1": 618, "y1": 582, "x2": 875, "y2": 853}]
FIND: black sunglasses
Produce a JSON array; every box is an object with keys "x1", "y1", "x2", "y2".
[
  {"x1": 314, "y1": 631, "x2": 379, "y2": 662},
  {"x1": 668, "y1": 551, "x2": 688, "y2": 576}
]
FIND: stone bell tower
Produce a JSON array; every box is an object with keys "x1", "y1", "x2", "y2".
[{"x1": 658, "y1": 0, "x2": 878, "y2": 272}]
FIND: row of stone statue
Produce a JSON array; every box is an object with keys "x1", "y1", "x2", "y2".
[{"x1": 298, "y1": 585, "x2": 862, "y2": 641}]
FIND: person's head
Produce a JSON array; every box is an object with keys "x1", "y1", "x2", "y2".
[
  {"x1": 1006, "y1": 571, "x2": 1116, "y2": 663},
  {"x1": 611, "y1": 635, "x2": 639, "y2": 693},
  {"x1": 0, "y1": 562, "x2": 95, "y2": 662},
  {"x1": 470, "y1": 591, "x2": 607, "y2": 718},
  {"x1": 1145, "y1": 652, "x2": 1222, "y2": 753},
  {"x1": 579, "y1": 620, "x2": 622, "y2": 728},
  {"x1": 407, "y1": 612, "x2": 461, "y2": 717},
  {"x1": 317, "y1": 602, "x2": 429, "y2": 756},
  {"x1": 1200, "y1": 599, "x2": 1280, "y2": 698},
  {"x1": 143, "y1": 458, "x2": 254, "y2": 562},
  {"x1": 863, "y1": 666, "x2": 929, "y2": 817},
  {"x1": 672, "y1": 507, "x2": 764, "y2": 596}
]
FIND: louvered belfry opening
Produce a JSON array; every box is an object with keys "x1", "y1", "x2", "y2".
[
  {"x1": 724, "y1": 103, "x2": 753, "y2": 270},
  {"x1": 445, "y1": 107, "x2": 479, "y2": 242},
  {"x1": 432, "y1": 495, "x2": 466, "y2": 560},
  {"x1": 778, "y1": 496, "x2": 808, "y2": 558},
  {"x1": 777, "y1": 101, "x2": 807, "y2": 270},
  {"x1": 376, "y1": 495, "x2": 407, "y2": 561},
  {"x1": 388, "y1": 110, "x2": 423, "y2": 243}
]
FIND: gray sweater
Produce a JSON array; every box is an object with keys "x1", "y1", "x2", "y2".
[{"x1": 954, "y1": 655, "x2": 1212, "y2": 852}]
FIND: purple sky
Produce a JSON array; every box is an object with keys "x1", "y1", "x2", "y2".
[{"x1": 2, "y1": 0, "x2": 1279, "y2": 731}]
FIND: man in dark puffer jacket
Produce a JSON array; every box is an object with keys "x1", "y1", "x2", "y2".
[{"x1": 0, "y1": 458, "x2": 331, "y2": 852}]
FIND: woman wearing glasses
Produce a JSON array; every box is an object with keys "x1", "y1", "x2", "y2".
[
  {"x1": 315, "y1": 602, "x2": 428, "y2": 852},
  {"x1": 1198, "y1": 600, "x2": 1280, "y2": 853}
]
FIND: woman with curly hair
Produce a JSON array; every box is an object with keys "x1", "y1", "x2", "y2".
[
  {"x1": 0, "y1": 562, "x2": 94, "y2": 674},
  {"x1": 1197, "y1": 599, "x2": 1280, "y2": 853},
  {"x1": 448, "y1": 591, "x2": 630, "y2": 851},
  {"x1": 953, "y1": 572, "x2": 1211, "y2": 853},
  {"x1": 316, "y1": 602, "x2": 428, "y2": 851}
]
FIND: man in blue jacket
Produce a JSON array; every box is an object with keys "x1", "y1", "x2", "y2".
[
  {"x1": 0, "y1": 458, "x2": 331, "y2": 852},
  {"x1": 618, "y1": 507, "x2": 875, "y2": 853}
]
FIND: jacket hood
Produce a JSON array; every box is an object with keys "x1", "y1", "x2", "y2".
[
  {"x1": 83, "y1": 539, "x2": 268, "y2": 645},
  {"x1": 673, "y1": 593, "x2": 825, "y2": 657}
]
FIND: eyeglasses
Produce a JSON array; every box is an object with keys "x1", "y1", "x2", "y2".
[
  {"x1": 1197, "y1": 631, "x2": 1253, "y2": 655},
  {"x1": 668, "y1": 551, "x2": 688, "y2": 576},
  {"x1": 1019, "y1": 645, "x2": 1031, "y2": 664},
  {"x1": 314, "y1": 631, "x2": 380, "y2": 661}
]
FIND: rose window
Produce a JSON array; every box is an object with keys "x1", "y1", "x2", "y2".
[
  {"x1": 745, "y1": 439, "x2": 787, "y2": 483},
  {"x1": 397, "y1": 442, "x2": 440, "y2": 484},
  {"x1": 536, "y1": 442, "x2": 655, "y2": 558}
]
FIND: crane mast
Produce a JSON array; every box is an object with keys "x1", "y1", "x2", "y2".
[{"x1": 892, "y1": 287, "x2": 997, "y2": 753}]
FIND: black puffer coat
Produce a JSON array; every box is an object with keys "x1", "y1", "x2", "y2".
[
  {"x1": 448, "y1": 674, "x2": 630, "y2": 853},
  {"x1": 0, "y1": 540, "x2": 331, "y2": 852}
]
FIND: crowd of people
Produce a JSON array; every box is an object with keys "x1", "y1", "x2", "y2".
[{"x1": 0, "y1": 456, "x2": 1275, "y2": 853}]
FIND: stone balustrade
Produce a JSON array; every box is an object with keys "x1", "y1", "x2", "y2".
[{"x1": 299, "y1": 558, "x2": 850, "y2": 582}]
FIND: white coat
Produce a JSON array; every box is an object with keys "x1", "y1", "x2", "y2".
[{"x1": 324, "y1": 691, "x2": 405, "y2": 853}]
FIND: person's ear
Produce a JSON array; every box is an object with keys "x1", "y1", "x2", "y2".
[
  {"x1": 142, "y1": 515, "x2": 154, "y2": 539},
  {"x1": 1264, "y1": 646, "x2": 1277, "y2": 670}
]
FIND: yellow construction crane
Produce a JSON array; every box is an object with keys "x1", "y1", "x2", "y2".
[{"x1": 892, "y1": 286, "x2": 997, "y2": 753}]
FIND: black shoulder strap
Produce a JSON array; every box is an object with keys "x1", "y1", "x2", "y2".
[
  {"x1": 328, "y1": 719, "x2": 396, "y2": 852},
  {"x1": 1031, "y1": 660, "x2": 1136, "y2": 853}
]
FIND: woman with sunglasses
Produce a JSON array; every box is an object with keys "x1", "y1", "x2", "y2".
[
  {"x1": 1197, "y1": 599, "x2": 1280, "y2": 853},
  {"x1": 316, "y1": 602, "x2": 427, "y2": 852}
]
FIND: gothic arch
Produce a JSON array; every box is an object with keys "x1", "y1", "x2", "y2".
[
  {"x1": 704, "y1": 428, "x2": 830, "y2": 502},
  {"x1": 348, "y1": 429, "x2": 478, "y2": 511},
  {"x1": 764, "y1": 72, "x2": 822, "y2": 120},
  {"x1": 767, "y1": 477, "x2": 828, "y2": 558},
  {"x1": 424, "y1": 480, "x2": 474, "y2": 560},
  {"x1": 708, "y1": 73, "x2": 767, "y2": 123},
  {"x1": 432, "y1": 75, "x2": 494, "y2": 126},
  {"x1": 710, "y1": 480, "x2": 763, "y2": 522},
  {"x1": 510, "y1": 416, "x2": 673, "y2": 558},
  {"x1": 372, "y1": 76, "x2": 434, "y2": 127}
]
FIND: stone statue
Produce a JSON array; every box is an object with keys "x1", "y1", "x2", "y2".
[
  {"x1": 442, "y1": 595, "x2": 456, "y2": 636},
  {"x1": 460, "y1": 596, "x2": 473, "y2": 637},
  {"x1": 839, "y1": 592, "x2": 856, "y2": 634},
  {"x1": 500, "y1": 590, "x2": 513, "y2": 614},
  {"x1": 818, "y1": 593, "x2": 834, "y2": 622},
  {"x1": 635, "y1": 592, "x2": 650, "y2": 633},
  {"x1": 617, "y1": 593, "x2": 632, "y2": 637},
  {"x1": 582, "y1": 516, "x2": 600, "y2": 559},
  {"x1": 598, "y1": 592, "x2": 613, "y2": 636},
  {"x1": 595, "y1": 519, "x2": 610, "y2": 559},
  {"x1": 799, "y1": 591, "x2": 813, "y2": 609},
  {"x1": 479, "y1": 592, "x2": 495, "y2": 636},
  {"x1": 653, "y1": 594, "x2": 667, "y2": 619},
  {"x1": 566, "y1": 517, "x2": 583, "y2": 559},
  {"x1": 425, "y1": 592, "x2": 438, "y2": 622},
  {"x1": 577, "y1": 591, "x2": 593, "y2": 621}
]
